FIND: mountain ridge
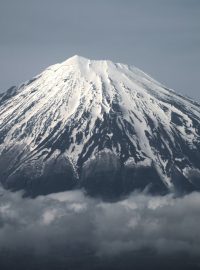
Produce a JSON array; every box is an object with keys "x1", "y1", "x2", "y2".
[{"x1": 0, "y1": 55, "x2": 200, "y2": 198}]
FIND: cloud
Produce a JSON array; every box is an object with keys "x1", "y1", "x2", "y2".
[{"x1": 0, "y1": 187, "x2": 200, "y2": 269}]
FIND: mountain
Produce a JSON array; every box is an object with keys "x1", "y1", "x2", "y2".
[{"x1": 0, "y1": 55, "x2": 200, "y2": 199}]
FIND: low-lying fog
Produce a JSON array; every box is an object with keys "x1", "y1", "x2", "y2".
[{"x1": 0, "y1": 187, "x2": 200, "y2": 270}]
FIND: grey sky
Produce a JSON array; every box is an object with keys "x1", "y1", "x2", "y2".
[{"x1": 0, "y1": 0, "x2": 200, "y2": 100}]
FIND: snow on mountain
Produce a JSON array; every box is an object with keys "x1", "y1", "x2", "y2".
[{"x1": 0, "y1": 55, "x2": 200, "y2": 198}]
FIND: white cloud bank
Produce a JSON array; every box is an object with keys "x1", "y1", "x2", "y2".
[{"x1": 0, "y1": 187, "x2": 200, "y2": 260}]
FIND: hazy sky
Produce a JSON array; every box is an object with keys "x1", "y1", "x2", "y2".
[{"x1": 0, "y1": 0, "x2": 200, "y2": 100}]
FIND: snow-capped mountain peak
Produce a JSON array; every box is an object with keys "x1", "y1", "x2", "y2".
[{"x1": 0, "y1": 56, "x2": 200, "y2": 198}]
